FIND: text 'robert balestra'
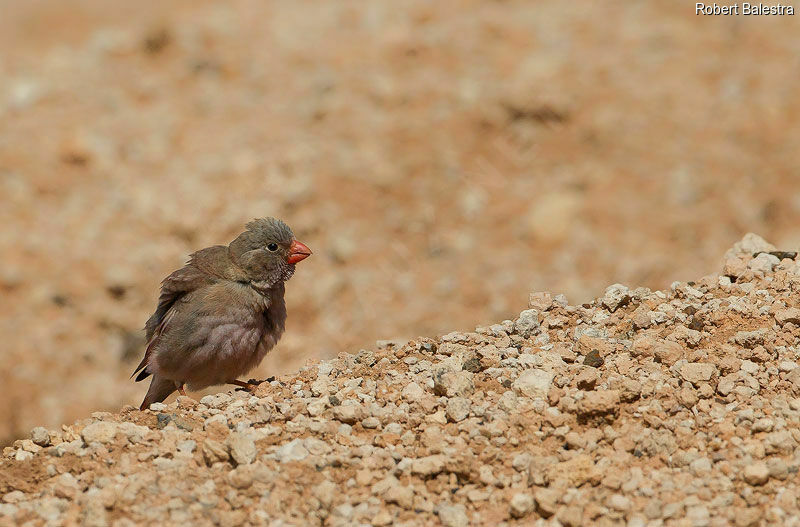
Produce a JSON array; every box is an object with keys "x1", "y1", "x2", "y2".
[{"x1": 696, "y1": 3, "x2": 795, "y2": 15}]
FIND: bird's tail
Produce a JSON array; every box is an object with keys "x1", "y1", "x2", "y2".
[{"x1": 140, "y1": 374, "x2": 177, "y2": 410}]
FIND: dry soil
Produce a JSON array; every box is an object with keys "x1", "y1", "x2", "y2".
[{"x1": 2, "y1": 235, "x2": 800, "y2": 526}]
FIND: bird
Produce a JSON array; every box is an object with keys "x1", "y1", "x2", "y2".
[{"x1": 132, "y1": 217, "x2": 312, "y2": 410}]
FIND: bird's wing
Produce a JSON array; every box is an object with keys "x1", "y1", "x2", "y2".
[
  {"x1": 132, "y1": 257, "x2": 218, "y2": 381},
  {"x1": 132, "y1": 306, "x2": 178, "y2": 381}
]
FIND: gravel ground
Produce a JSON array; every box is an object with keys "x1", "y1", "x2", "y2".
[
  {"x1": 3, "y1": 234, "x2": 800, "y2": 526},
  {"x1": 4, "y1": 0, "x2": 800, "y2": 445}
]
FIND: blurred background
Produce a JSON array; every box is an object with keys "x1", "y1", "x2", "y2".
[{"x1": 1, "y1": 0, "x2": 799, "y2": 444}]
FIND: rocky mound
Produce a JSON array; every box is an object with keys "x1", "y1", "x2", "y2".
[{"x1": 2, "y1": 234, "x2": 800, "y2": 527}]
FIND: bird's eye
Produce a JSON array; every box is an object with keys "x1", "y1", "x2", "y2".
[{"x1": 267, "y1": 243, "x2": 278, "y2": 252}]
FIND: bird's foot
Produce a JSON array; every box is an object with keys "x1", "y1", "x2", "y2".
[{"x1": 229, "y1": 379, "x2": 265, "y2": 392}]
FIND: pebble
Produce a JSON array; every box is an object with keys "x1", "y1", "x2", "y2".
[
  {"x1": 607, "y1": 493, "x2": 631, "y2": 512},
  {"x1": 653, "y1": 340, "x2": 684, "y2": 366},
  {"x1": 512, "y1": 369, "x2": 553, "y2": 399},
  {"x1": 3, "y1": 490, "x2": 25, "y2": 504},
  {"x1": 601, "y1": 284, "x2": 630, "y2": 312},
  {"x1": 438, "y1": 504, "x2": 468, "y2": 527},
  {"x1": 509, "y1": 493, "x2": 535, "y2": 518},
  {"x1": 576, "y1": 390, "x2": 620, "y2": 419},
  {"x1": 445, "y1": 397, "x2": 471, "y2": 422},
  {"x1": 534, "y1": 488, "x2": 560, "y2": 517},
  {"x1": 383, "y1": 483, "x2": 414, "y2": 509},
  {"x1": 402, "y1": 382, "x2": 425, "y2": 401},
  {"x1": 690, "y1": 457, "x2": 712, "y2": 475},
  {"x1": 748, "y1": 253, "x2": 780, "y2": 275},
  {"x1": 732, "y1": 330, "x2": 767, "y2": 349},
  {"x1": 204, "y1": 414, "x2": 230, "y2": 435},
  {"x1": 575, "y1": 368, "x2": 599, "y2": 390},
  {"x1": 274, "y1": 439, "x2": 309, "y2": 463},
  {"x1": 528, "y1": 292, "x2": 553, "y2": 311},
  {"x1": 81, "y1": 421, "x2": 118, "y2": 444},
  {"x1": 743, "y1": 462, "x2": 770, "y2": 485},
  {"x1": 775, "y1": 307, "x2": 800, "y2": 326},
  {"x1": 332, "y1": 401, "x2": 366, "y2": 424},
  {"x1": 557, "y1": 505, "x2": 584, "y2": 527},
  {"x1": 176, "y1": 440, "x2": 196, "y2": 454},
  {"x1": 433, "y1": 371, "x2": 475, "y2": 398},
  {"x1": 313, "y1": 480, "x2": 337, "y2": 508},
  {"x1": 751, "y1": 418, "x2": 773, "y2": 433},
  {"x1": 583, "y1": 350, "x2": 604, "y2": 368},
  {"x1": 680, "y1": 362, "x2": 717, "y2": 385},
  {"x1": 226, "y1": 432, "x2": 256, "y2": 465},
  {"x1": 514, "y1": 309, "x2": 540, "y2": 338},
  {"x1": 411, "y1": 455, "x2": 447, "y2": 477},
  {"x1": 200, "y1": 393, "x2": 232, "y2": 409},
  {"x1": 202, "y1": 439, "x2": 229, "y2": 465},
  {"x1": 30, "y1": 427, "x2": 51, "y2": 447},
  {"x1": 361, "y1": 416, "x2": 381, "y2": 429},
  {"x1": 778, "y1": 361, "x2": 797, "y2": 372}
]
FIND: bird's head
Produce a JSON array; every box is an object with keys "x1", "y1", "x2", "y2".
[{"x1": 228, "y1": 217, "x2": 312, "y2": 285}]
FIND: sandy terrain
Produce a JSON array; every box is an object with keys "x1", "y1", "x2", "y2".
[{"x1": 3, "y1": 235, "x2": 800, "y2": 526}]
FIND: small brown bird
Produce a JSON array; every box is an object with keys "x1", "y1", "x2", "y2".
[{"x1": 132, "y1": 217, "x2": 311, "y2": 410}]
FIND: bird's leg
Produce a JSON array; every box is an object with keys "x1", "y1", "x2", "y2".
[
  {"x1": 229, "y1": 379, "x2": 261, "y2": 392},
  {"x1": 178, "y1": 384, "x2": 187, "y2": 397}
]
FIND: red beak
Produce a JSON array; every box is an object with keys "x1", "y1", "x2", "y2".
[{"x1": 287, "y1": 239, "x2": 312, "y2": 264}]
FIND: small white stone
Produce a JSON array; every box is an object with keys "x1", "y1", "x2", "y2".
[
  {"x1": 602, "y1": 284, "x2": 631, "y2": 312},
  {"x1": 514, "y1": 309, "x2": 540, "y2": 338},
  {"x1": 81, "y1": 422, "x2": 118, "y2": 444},
  {"x1": 14, "y1": 450, "x2": 33, "y2": 462},
  {"x1": 307, "y1": 399, "x2": 328, "y2": 416},
  {"x1": 30, "y1": 427, "x2": 51, "y2": 447},
  {"x1": 779, "y1": 361, "x2": 798, "y2": 372},
  {"x1": 680, "y1": 363, "x2": 717, "y2": 385},
  {"x1": 401, "y1": 382, "x2": 425, "y2": 401},
  {"x1": 751, "y1": 418, "x2": 774, "y2": 433},
  {"x1": 740, "y1": 360, "x2": 759, "y2": 374},
  {"x1": 438, "y1": 504, "x2": 468, "y2": 527},
  {"x1": 509, "y1": 493, "x2": 535, "y2": 518},
  {"x1": 445, "y1": 398, "x2": 471, "y2": 422},
  {"x1": 744, "y1": 462, "x2": 770, "y2": 485},
  {"x1": 227, "y1": 433, "x2": 257, "y2": 465},
  {"x1": 690, "y1": 457, "x2": 712, "y2": 475},
  {"x1": 748, "y1": 253, "x2": 780, "y2": 275},
  {"x1": 275, "y1": 439, "x2": 309, "y2": 463},
  {"x1": 607, "y1": 494, "x2": 631, "y2": 512},
  {"x1": 513, "y1": 369, "x2": 553, "y2": 399},
  {"x1": 177, "y1": 440, "x2": 196, "y2": 454}
]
